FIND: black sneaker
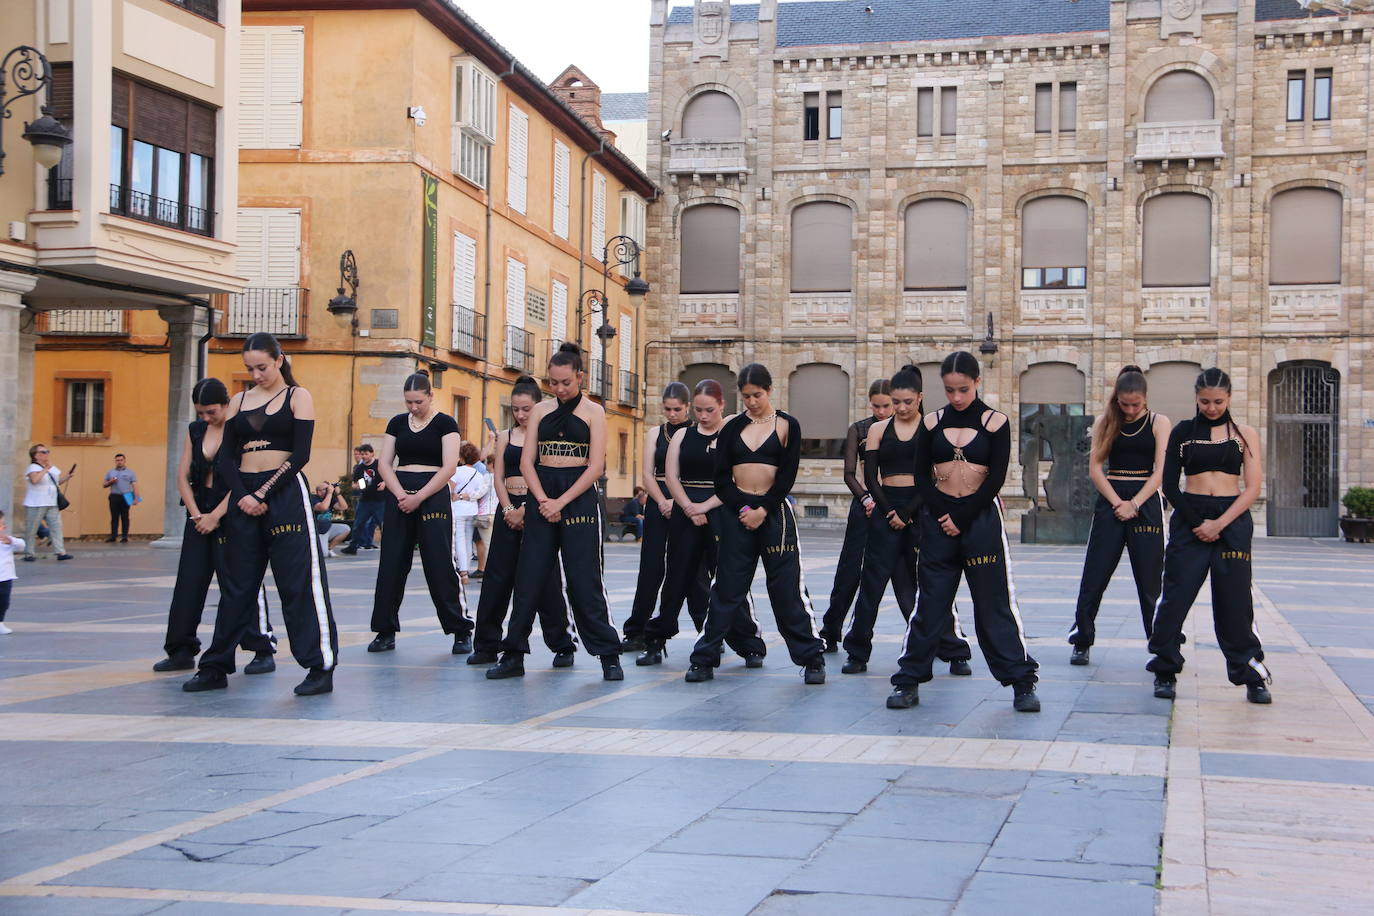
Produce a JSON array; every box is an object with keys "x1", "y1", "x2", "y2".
[
  {"x1": 367, "y1": 634, "x2": 395, "y2": 653},
  {"x1": 1012, "y1": 681, "x2": 1041, "y2": 712},
  {"x1": 685, "y1": 664, "x2": 714, "y2": 682},
  {"x1": 948, "y1": 659, "x2": 972, "y2": 676},
  {"x1": 601, "y1": 656, "x2": 625, "y2": 681},
  {"x1": 620, "y1": 636, "x2": 646, "y2": 653},
  {"x1": 362, "y1": 544, "x2": 378, "y2": 550},
  {"x1": 636, "y1": 644, "x2": 664, "y2": 666},
  {"x1": 119, "y1": 537, "x2": 128, "y2": 543},
  {"x1": 244, "y1": 652, "x2": 276, "y2": 675},
  {"x1": 1070, "y1": 646, "x2": 1090, "y2": 666},
  {"x1": 339, "y1": 546, "x2": 358, "y2": 556},
  {"x1": 552, "y1": 649, "x2": 575, "y2": 668},
  {"x1": 105, "y1": 536, "x2": 117, "y2": 543},
  {"x1": 743, "y1": 653, "x2": 764, "y2": 669},
  {"x1": 841, "y1": 657, "x2": 867, "y2": 675},
  {"x1": 153, "y1": 652, "x2": 196, "y2": 672},
  {"x1": 1246, "y1": 682, "x2": 1273, "y2": 705},
  {"x1": 294, "y1": 667, "x2": 333, "y2": 696},
  {"x1": 486, "y1": 652, "x2": 525, "y2": 679},
  {"x1": 182, "y1": 669, "x2": 227, "y2": 692},
  {"x1": 466, "y1": 650, "x2": 498, "y2": 666},
  {"x1": 886, "y1": 684, "x2": 919, "y2": 709},
  {"x1": 803, "y1": 661, "x2": 826, "y2": 685},
  {"x1": 452, "y1": 635, "x2": 473, "y2": 655},
  {"x1": 1153, "y1": 676, "x2": 1177, "y2": 700},
  {"x1": 56, "y1": 554, "x2": 73, "y2": 561},
  {"x1": 22, "y1": 555, "x2": 36, "y2": 562}
]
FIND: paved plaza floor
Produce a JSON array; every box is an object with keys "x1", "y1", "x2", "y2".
[{"x1": 1, "y1": 530, "x2": 1371, "y2": 915}]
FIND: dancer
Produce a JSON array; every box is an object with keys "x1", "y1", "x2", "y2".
[
  {"x1": 153, "y1": 378, "x2": 277, "y2": 673},
  {"x1": 1068, "y1": 366, "x2": 1170, "y2": 665},
  {"x1": 1147, "y1": 368, "x2": 1270, "y2": 704},
  {"x1": 638, "y1": 378, "x2": 766, "y2": 667},
  {"x1": 621, "y1": 383, "x2": 693, "y2": 651},
  {"x1": 686, "y1": 364, "x2": 826, "y2": 684},
  {"x1": 184, "y1": 333, "x2": 339, "y2": 696},
  {"x1": 842, "y1": 366, "x2": 972, "y2": 675},
  {"x1": 468, "y1": 375, "x2": 577, "y2": 667},
  {"x1": 819, "y1": 380, "x2": 892, "y2": 651},
  {"x1": 887, "y1": 351, "x2": 1039, "y2": 712},
  {"x1": 365, "y1": 371, "x2": 473, "y2": 655},
  {"x1": 488, "y1": 343, "x2": 623, "y2": 680}
]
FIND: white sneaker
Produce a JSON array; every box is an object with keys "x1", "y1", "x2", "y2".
[
  {"x1": 0, "y1": 623, "x2": 12, "y2": 635},
  {"x1": 327, "y1": 549, "x2": 338, "y2": 558}
]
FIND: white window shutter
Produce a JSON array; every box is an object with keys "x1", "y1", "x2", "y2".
[
  {"x1": 452, "y1": 231, "x2": 476, "y2": 310},
  {"x1": 235, "y1": 209, "x2": 267, "y2": 283},
  {"x1": 591, "y1": 171, "x2": 606, "y2": 254},
  {"x1": 550, "y1": 279, "x2": 567, "y2": 343},
  {"x1": 619, "y1": 314, "x2": 632, "y2": 369},
  {"x1": 553, "y1": 140, "x2": 570, "y2": 238},
  {"x1": 267, "y1": 27, "x2": 304, "y2": 149},
  {"x1": 507, "y1": 105, "x2": 528, "y2": 214},
  {"x1": 238, "y1": 29, "x2": 267, "y2": 148},
  {"x1": 505, "y1": 258, "x2": 526, "y2": 328},
  {"x1": 263, "y1": 210, "x2": 302, "y2": 287}
]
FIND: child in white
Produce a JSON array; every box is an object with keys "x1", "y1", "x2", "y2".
[{"x1": 0, "y1": 509, "x2": 25, "y2": 634}]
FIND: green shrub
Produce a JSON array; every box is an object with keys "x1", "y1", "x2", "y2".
[{"x1": 1343, "y1": 487, "x2": 1374, "y2": 519}]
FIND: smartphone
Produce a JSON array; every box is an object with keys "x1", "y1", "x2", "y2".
[
  {"x1": 484, "y1": 417, "x2": 498, "y2": 436},
  {"x1": 70, "y1": 463, "x2": 78, "y2": 473}
]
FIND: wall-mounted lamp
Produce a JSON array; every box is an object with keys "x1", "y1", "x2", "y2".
[
  {"x1": 326, "y1": 249, "x2": 360, "y2": 332},
  {"x1": 0, "y1": 45, "x2": 73, "y2": 176}
]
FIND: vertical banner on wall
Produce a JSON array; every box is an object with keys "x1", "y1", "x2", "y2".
[{"x1": 422, "y1": 172, "x2": 439, "y2": 347}]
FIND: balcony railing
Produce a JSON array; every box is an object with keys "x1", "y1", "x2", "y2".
[
  {"x1": 619, "y1": 370, "x2": 639, "y2": 408},
  {"x1": 590, "y1": 359, "x2": 609, "y2": 400},
  {"x1": 545, "y1": 337, "x2": 564, "y2": 364},
  {"x1": 678, "y1": 293, "x2": 739, "y2": 327},
  {"x1": 787, "y1": 292, "x2": 852, "y2": 328},
  {"x1": 451, "y1": 305, "x2": 485, "y2": 358},
  {"x1": 666, "y1": 139, "x2": 748, "y2": 175},
  {"x1": 504, "y1": 325, "x2": 534, "y2": 373},
  {"x1": 1133, "y1": 120, "x2": 1224, "y2": 162},
  {"x1": 110, "y1": 184, "x2": 213, "y2": 237},
  {"x1": 40, "y1": 309, "x2": 128, "y2": 336},
  {"x1": 902, "y1": 290, "x2": 969, "y2": 324},
  {"x1": 164, "y1": 0, "x2": 219, "y2": 20},
  {"x1": 1019, "y1": 290, "x2": 1089, "y2": 322},
  {"x1": 47, "y1": 176, "x2": 72, "y2": 210},
  {"x1": 1267, "y1": 284, "x2": 1342, "y2": 322},
  {"x1": 222, "y1": 288, "x2": 306, "y2": 338},
  {"x1": 1140, "y1": 287, "x2": 1210, "y2": 323}
]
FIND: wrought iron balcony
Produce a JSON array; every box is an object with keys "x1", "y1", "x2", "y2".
[
  {"x1": 451, "y1": 305, "x2": 485, "y2": 358},
  {"x1": 47, "y1": 176, "x2": 72, "y2": 210},
  {"x1": 504, "y1": 325, "x2": 534, "y2": 373},
  {"x1": 221, "y1": 288, "x2": 306, "y2": 338},
  {"x1": 40, "y1": 309, "x2": 128, "y2": 336},
  {"x1": 164, "y1": 0, "x2": 218, "y2": 21},
  {"x1": 619, "y1": 370, "x2": 639, "y2": 408},
  {"x1": 110, "y1": 184, "x2": 213, "y2": 237},
  {"x1": 590, "y1": 358, "x2": 609, "y2": 400}
]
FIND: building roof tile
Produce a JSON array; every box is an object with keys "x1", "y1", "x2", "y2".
[{"x1": 602, "y1": 92, "x2": 649, "y2": 121}]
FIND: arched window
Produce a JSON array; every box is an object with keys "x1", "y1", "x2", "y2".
[
  {"x1": 1022, "y1": 196, "x2": 1088, "y2": 289},
  {"x1": 1144, "y1": 71, "x2": 1215, "y2": 121},
  {"x1": 1019, "y1": 361, "x2": 1087, "y2": 460},
  {"x1": 1271, "y1": 188, "x2": 1342, "y2": 285},
  {"x1": 904, "y1": 199, "x2": 969, "y2": 291},
  {"x1": 681, "y1": 90, "x2": 742, "y2": 139},
  {"x1": 1144, "y1": 361, "x2": 1203, "y2": 426},
  {"x1": 788, "y1": 363, "x2": 850, "y2": 458},
  {"x1": 680, "y1": 204, "x2": 740, "y2": 294},
  {"x1": 918, "y1": 362, "x2": 947, "y2": 412},
  {"x1": 1142, "y1": 192, "x2": 1211, "y2": 287},
  {"x1": 791, "y1": 202, "x2": 853, "y2": 293},
  {"x1": 680, "y1": 361, "x2": 737, "y2": 414}
]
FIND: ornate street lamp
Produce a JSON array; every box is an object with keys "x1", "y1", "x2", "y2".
[
  {"x1": 579, "y1": 235, "x2": 650, "y2": 401},
  {"x1": 1, "y1": 45, "x2": 72, "y2": 176},
  {"x1": 326, "y1": 249, "x2": 359, "y2": 331}
]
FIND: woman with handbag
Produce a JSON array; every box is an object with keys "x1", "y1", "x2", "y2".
[
  {"x1": 23, "y1": 444, "x2": 74, "y2": 561},
  {"x1": 450, "y1": 442, "x2": 490, "y2": 583}
]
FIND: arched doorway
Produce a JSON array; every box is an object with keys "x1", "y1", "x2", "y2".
[
  {"x1": 1267, "y1": 362, "x2": 1340, "y2": 537},
  {"x1": 680, "y1": 361, "x2": 736, "y2": 414}
]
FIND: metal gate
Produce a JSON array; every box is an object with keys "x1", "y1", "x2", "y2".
[{"x1": 1267, "y1": 363, "x2": 1340, "y2": 537}]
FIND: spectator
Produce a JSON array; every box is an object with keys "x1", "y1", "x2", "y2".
[
  {"x1": 449, "y1": 441, "x2": 489, "y2": 580},
  {"x1": 621, "y1": 486, "x2": 647, "y2": 540},
  {"x1": 0, "y1": 508, "x2": 22, "y2": 634},
  {"x1": 341, "y1": 443, "x2": 385, "y2": 554},
  {"x1": 313, "y1": 481, "x2": 351, "y2": 558},
  {"x1": 102, "y1": 453, "x2": 140, "y2": 542},
  {"x1": 471, "y1": 454, "x2": 497, "y2": 579},
  {"x1": 23, "y1": 444, "x2": 73, "y2": 561}
]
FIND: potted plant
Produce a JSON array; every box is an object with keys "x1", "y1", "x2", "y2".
[{"x1": 1340, "y1": 487, "x2": 1374, "y2": 542}]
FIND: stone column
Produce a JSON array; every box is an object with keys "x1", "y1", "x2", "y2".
[
  {"x1": 0, "y1": 271, "x2": 38, "y2": 517},
  {"x1": 152, "y1": 305, "x2": 209, "y2": 547}
]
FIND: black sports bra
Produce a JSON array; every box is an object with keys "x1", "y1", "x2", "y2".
[
  {"x1": 928, "y1": 408, "x2": 995, "y2": 465},
  {"x1": 877, "y1": 418, "x2": 918, "y2": 478},
  {"x1": 654, "y1": 421, "x2": 691, "y2": 478},
  {"x1": 728, "y1": 421, "x2": 783, "y2": 468},
  {"x1": 1181, "y1": 434, "x2": 1244, "y2": 476},
  {"x1": 677, "y1": 425, "x2": 719, "y2": 491},
  {"x1": 538, "y1": 393, "x2": 591, "y2": 459},
  {"x1": 1106, "y1": 413, "x2": 1155, "y2": 477},
  {"x1": 229, "y1": 387, "x2": 294, "y2": 453},
  {"x1": 502, "y1": 432, "x2": 525, "y2": 480}
]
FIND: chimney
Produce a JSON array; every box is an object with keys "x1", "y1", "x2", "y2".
[{"x1": 549, "y1": 65, "x2": 616, "y2": 144}]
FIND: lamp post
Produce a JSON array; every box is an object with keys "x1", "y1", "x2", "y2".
[
  {"x1": 326, "y1": 249, "x2": 359, "y2": 331},
  {"x1": 0, "y1": 45, "x2": 72, "y2": 176}
]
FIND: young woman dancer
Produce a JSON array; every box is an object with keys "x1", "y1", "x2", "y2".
[
  {"x1": 621, "y1": 383, "x2": 693, "y2": 651},
  {"x1": 842, "y1": 367, "x2": 972, "y2": 675},
  {"x1": 468, "y1": 375, "x2": 577, "y2": 667},
  {"x1": 686, "y1": 364, "x2": 827, "y2": 684},
  {"x1": 489, "y1": 343, "x2": 623, "y2": 680},
  {"x1": 365, "y1": 372, "x2": 473, "y2": 655},
  {"x1": 1068, "y1": 366, "x2": 1170, "y2": 665},
  {"x1": 1147, "y1": 368, "x2": 1270, "y2": 704},
  {"x1": 819, "y1": 380, "x2": 892, "y2": 652},
  {"x1": 185, "y1": 333, "x2": 338, "y2": 696},
  {"x1": 637, "y1": 379, "x2": 766, "y2": 667},
  {"x1": 887, "y1": 351, "x2": 1039, "y2": 712},
  {"x1": 153, "y1": 378, "x2": 276, "y2": 674}
]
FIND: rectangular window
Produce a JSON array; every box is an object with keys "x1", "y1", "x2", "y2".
[
  {"x1": 1059, "y1": 82, "x2": 1077, "y2": 133},
  {"x1": 110, "y1": 125, "x2": 126, "y2": 192},
  {"x1": 453, "y1": 59, "x2": 497, "y2": 188},
  {"x1": 1313, "y1": 69, "x2": 1332, "y2": 121},
  {"x1": 916, "y1": 87, "x2": 934, "y2": 137},
  {"x1": 1035, "y1": 83, "x2": 1053, "y2": 133},
  {"x1": 453, "y1": 395, "x2": 469, "y2": 440},
  {"x1": 1287, "y1": 72, "x2": 1305, "y2": 121},
  {"x1": 550, "y1": 278, "x2": 568, "y2": 344},
  {"x1": 239, "y1": 26, "x2": 303, "y2": 149},
  {"x1": 940, "y1": 86, "x2": 958, "y2": 137},
  {"x1": 507, "y1": 104, "x2": 528, "y2": 214},
  {"x1": 591, "y1": 170, "x2": 606, "y2": 254},
  {"x1": 1022, "y1": 267, "x2": 1086, "y2": 290},
  {"x1": 826, "y1": 91, "x2": 843, "y2": 139},
  {"x1": 229, "y1": 209, "x2": 303, "y2": 337},
  {"x1": 618, "y1": 432, "x2": 629, "y2": 475},
  {"x1": 111, "y1": 76, "x2": 215, "y2": 235},
  {"x1": 803, "y1": 92, "x2": 820, "y2": 140},
  {"x1": 619, "y1": 194, "x2": 646, "y2": 278},
  {"x1": 66, "y1": 380, "x2": 106, "y2": 437},
  {"x1": 552, "y1": 140, "x2": 570, "y2": 238}
]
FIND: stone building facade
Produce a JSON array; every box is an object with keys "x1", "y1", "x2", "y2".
[{"x1": 645, "y1": 0, "x2": 1372, "y2": 537}]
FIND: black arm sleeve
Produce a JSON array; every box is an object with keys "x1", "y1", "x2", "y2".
[
  {"x1": 713, "y1": 414, "x2": 751, "y2": 514},
  {"x1": 757, "y1": 415, "x2": 802, "y2": 513},
  {"x1": 1161, "y1": 422, "x2": 1202, "y2": 528},
  {"x1": 218, "y1": 414, "x2": 249, "y2": 503},
  {"x1": 865, "y1": 448, "x2": 892, "y2": 516},
  {"x1": 842, "y1": 422, "x2": 867, "y2": 500},
  {"x1": 945, "y1": 421, "x2": 1011, "y2": 533},
  {"x1": 913, "y1": 421, "x2": 955, "y2": 524},
  {"x1": 250, "y1": 418, "x2": 315, "y2": 501}
]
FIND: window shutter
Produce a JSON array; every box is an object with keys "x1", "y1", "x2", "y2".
[
  {"x1": 49, "y1": 64, "x2": 73, "y2": 121},
  {"x1": 112, "y1": 75, "x2": 130, "y2": 129},
  {"x1": 505, "y1": 258, "x2": 526, "y2": 327},
  {"x1": 238, "y1": 28, "x2": 267, "y2": 147},
  {"x1": 1034, "y1": 84, "x2": 1052, "y2": 132},
  {"x1": 940, "y1": 86, "x2": 958, "y2": 136},
  {"x1": 904, "y1": 199, "x2": 968, "y2": 290},
  {"x1": 263, "y1": 209, "x2": 302, "y2": 287},
  {"x1": 787, "y1": 364, "x2": 850, "y2": 440},
  {"x1": 916, "y1": 88, "x2": 933, "y2": 137},
  {"x1": 1144, "y1": 71, "x2": 1214, "y2": 121},
  {"x1": 553, "y1": 140, "x2": 570, "y2": 238},
  {"x1": 235, "y1": 209, "x2": 267, "y2": 284},
  {"x1": 681, "y1": 91, "x2": 742, "y2": 138},
  {"x1": 1058, "y1": 83, "x2": 1076, "y2": 132},
  {"x1": 680, "y1": 204, "x2": 740, "y2": 294},
  {"x1": 452, "y1": 231, "x2": 477, "y2": 309},
  {"x1": 1020, "y1": 362, "x2": 1086, "y2": 405},
  {"x1": 507, "y1": 105, "x2": 528, "y2": 215},
  {"x1": 134, "y1": 83, "x2": 188, "y2": 150},
  {"x1": 1022, "y1": 196, "x2": 1088, "y2": 268},
  {"x1": 1142, "y1": 192, "x2": 1210, "y2": 287},
  {"x1": 551, "y1": 278, "x2": 568, "y2": 343},
  {"x1": 619, "y1": 314, "x2": 632, "y2": 369},
  {"x1": 189, "y1": 104, "x2": 217, "y2": 157},
  {"x1": 790, "y1": 201, "x2": 853, "y2": 293},
  {"x1": 267, "y1": 28, "x2": 304, "y2": 148},
  {"x1": 591, "y1": 171, "x2": 606, "y2": 254},
  {"x1": 1270, "y1": 188, "x2": 1342, "y2": 285}
]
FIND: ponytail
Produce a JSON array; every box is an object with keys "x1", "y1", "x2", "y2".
[
  {"x1": 1093, "y1": 366, "x2": 1148, "y2": 465},
  {"x1": 242, "y1": 332, "x2": 299, "y2": 387}
]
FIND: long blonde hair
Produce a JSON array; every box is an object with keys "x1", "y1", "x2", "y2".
[{"x1": 1092, "y1": 366, "x2": 1147, "y2": 465}]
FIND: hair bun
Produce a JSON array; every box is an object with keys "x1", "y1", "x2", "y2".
[
  {"x1": 416, "y1": 368, "x2": 430, "y2": 378},
  {"x1": 557, "y1": 341, "x2": 582, "y2": 356},
  {"x1": 1119, "y1": 365, "x2": 1144, "y2": 376},
  {"x1": 515, "y1": 374, "x2": 536, "y2": 385},
  {"x1": 900, "y1": 363, "x2": 918, "y2": 373}
]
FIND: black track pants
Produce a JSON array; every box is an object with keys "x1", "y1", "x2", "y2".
[
  {"x1": 893, "y1": 502, "x2": 1037, "y2": 687},
  {"x1": 162, "y1": 512, "x2": 276, "y2": 658},
  {"x1": 691, "y1": 501, "x2": 824, "y2": 668},
  {"x1": 369, "y1": 471, "x2": 471, "y2": 637},
  {"x1": 503, "y1": 467, "x2": 620, "y2": 657},
  {"x1": 1147, "y1": 495, "x2": 1267, "y2": 686},
  {"x1": 821, "y1": 496, "x2": 868, "y2": 640},
  {"x1": 199, "y1": 471, "x2": 339, "y2": 675},
  {"x1": 844, "y1": 487, "x2": 970, "y2": 665},
  {"x1": 646, "y1": 505, "x2": 766, "y2": 657},
  {"x1": 1069, "y1": 480, "x2": 1164, "y2": 648},
  {"x1": 472, "y1": 495, "x2": 575, "y2": 655},
  {"x1": 109, "y1": 494, "x2": 130, "y2": 538},
  {"x1": 623, "y1": 497, "x2": 670, "y2": 640}
]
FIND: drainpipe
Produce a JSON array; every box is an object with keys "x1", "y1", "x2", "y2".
[
  {"x1": 576, "y1": 138, "x2": 608, "y2": 350},
  {"x1": 480, "y1": 56, "x2": 518, "y2": 430}
]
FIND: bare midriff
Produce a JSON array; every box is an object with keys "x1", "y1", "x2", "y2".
[
  {"x1": 1185, "y1": 470, "x2": 1242, "y2": 497},
  {"x1": 734, "y1": 464, "x2": 776, "y2": 499},
  {"x1": 396, "y1": 464, "x2": 441, "y2": 473},
  {"x1": 240, "y1": 449, "x2": 290, "y2": 474},
  {"x1": 538, "y1": 456, "x2": 588, "y2": 469},
  {"x1": 932, "y1": 460, "x2": 988, "y2": 499},
  {"x1": 504, "y1": 475, "x2": 529, "y2": 497},
  {"x1": 880, "y1": 473, "x2": 915, "y2": 487}
]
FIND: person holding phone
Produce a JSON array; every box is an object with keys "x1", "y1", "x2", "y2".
[{"x1": 23, "y1": 445, "x2": 74, "y2": 561}]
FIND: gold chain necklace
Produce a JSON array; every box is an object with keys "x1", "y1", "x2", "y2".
[
  {"x1": 750, "y1": 411, "x2": 777, "y2": 425},
  {"x1": 1118, "y1": 413, "x2": 1150, "y2": 437}
]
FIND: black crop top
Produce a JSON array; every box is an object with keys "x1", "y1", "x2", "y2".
[
  {"x1": 186, "y1": 420, "x2": 224, "y2": 506},
  {"x1": 229, "y1": 386, "x2": 294, "y2": 453},
  {"x1": 654, "y1": 421, "x2": 692, "y2": 478},
  {"x1": 538, "y1": 393, "x2": 591, "y2": 459},
  {"x1": 218, "y1": 386, "x2": 314, "y2": 504},
  {"x1": 865, "y1": 418, "x2": 923, "y2": 523},
  {"x1": 913, "y1": 398, "x2": 1011, "y2": 532},
  {"x1": 1162, "y1": 414, "x2": 1248, "y2": 528},
  {"x1": 502, "y1": 432, "x2": 525, "y2": 480},
  {"x1": 714, "y1": 411, "x2": 802, "y2": 513},
  {"x1": 676, "y1": 425, "x2": 720, "y2": 493},
  {"x1": 1105, "y1": 413, "x2": 1156, "y2": 476},
  {"x1": 385, "y1": 411, "x2": 458, "y2": 467},
  {"x1": 842, "y1": 416, "x2": 877, "y2": 500}
]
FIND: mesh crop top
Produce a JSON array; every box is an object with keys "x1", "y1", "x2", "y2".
[
  {"x1": 865, "y1": 418, "x2": 923, "y2": 523},
  {"x1": 676, "y1": 425, "x2": 720, "y2": 493},
  {"x1": 1162, "y1": 414, "x2": 1248, "y2": 528},
  {"x1": 842, "y1": 416, "x2": 877, "y2": 500},
  {"x1": 537, "y1": 393, "x2": 591, "y2": 459},
  {"x1": 913, "y1": 398, "x2": 1011, "y2": 532},
  {"x1": 218, "y1": 386, "x2": 314, "y2": 504},
  {"x1": 713, "y1": 411, "x2": 802, "y2": 513},
  {"x1": 385, "y1": 411, "x2": 458, "y2": 467},
  {"x1": 654, "y1": 421, "x2": 692, "y2": 478},
  {"x1": 1105, "y1": 413, "x2": 1155, "y2": 476},
  {"x1": 229, "y1": 386, "x2": 294, "y2": 453}
]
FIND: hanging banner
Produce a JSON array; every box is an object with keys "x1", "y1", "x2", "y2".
[{"x1": 421, "y1": 172, "x2": 439, "y2": 347}]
